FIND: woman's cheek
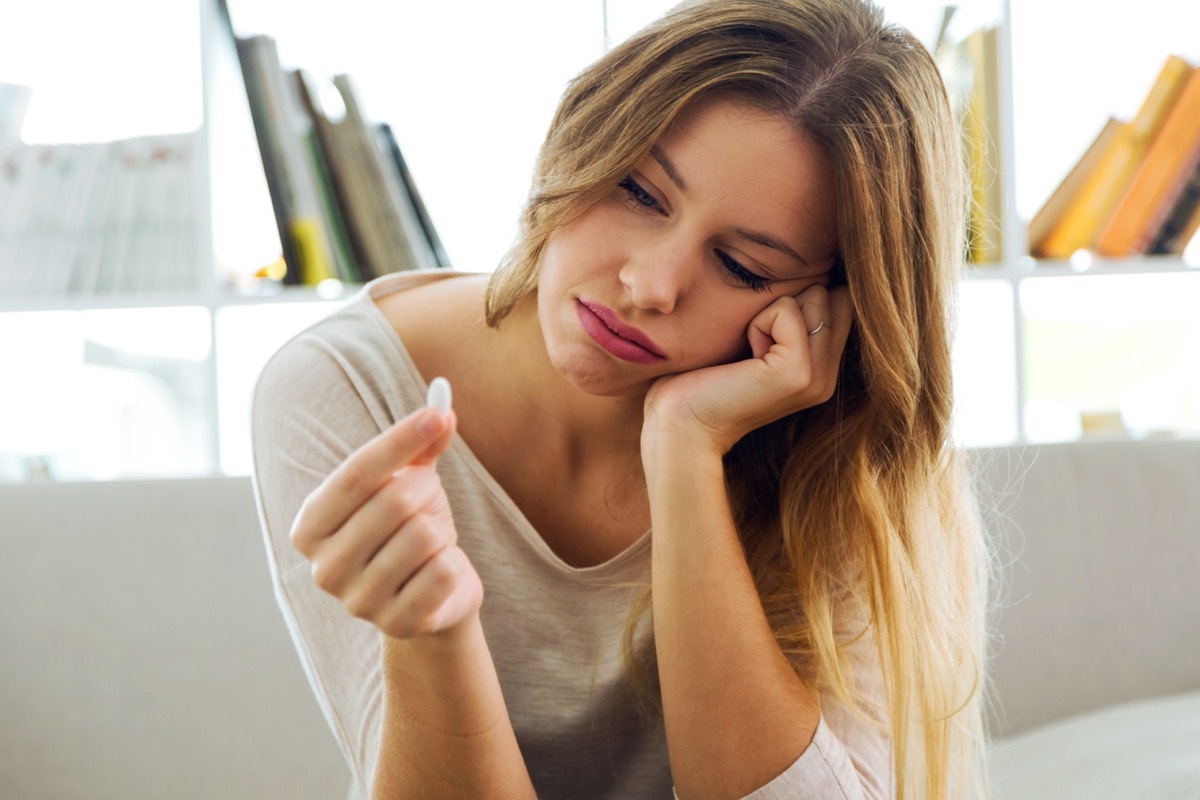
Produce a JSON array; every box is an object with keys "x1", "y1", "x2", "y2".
[{"x1": 704, "y1": 312, "x2": 758, "y2": 366}]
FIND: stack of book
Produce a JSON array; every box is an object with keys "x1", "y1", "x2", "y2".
[
  {"x1": 1029, "y1": 55, "x2": 1200, "y2": 260},
  {"x1": 220, "y1": 1, "x2": 447, "y2": 286},
  {"x1": 0, "y1": 132, "x2": 202, "y2": 296}
]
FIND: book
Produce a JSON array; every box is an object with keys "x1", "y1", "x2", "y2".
[
  {"x1": 1096, "y1": 64, "x2": 1200, "y2": 256},
  {"x1": 0, "y1": 133, "x2": 199, "y2": 296},
  {"x1": 232, "y1": 35, "x2": 298, "y2": 283},
  {"x1": 371, "y1": 122, "x2": 437, "y2": 272},
  {"x1": 1028, "y1": 118, "x2": 1122, "y2": 257},
  {"x1": 379, "y1": 122, "x2": 449, "y2": 269},
  {"x1": 303, "y1": 72, "x2": 390, "y2": 281},
  {"x1": 332, "y1": 73, "x2": 428, "y2": 275},
  {"x1": 1035, "y1": 54, "x2": 1192, "y2": 259},
  {"x1": 1146, "y1": 145, "x2": 1200, "y2": 254},
  {"x1": 961, "y1": 25, "x2": 1003, "y2": 264},
  {"x1": 1170, "y1": 198, "x2": 1200, "y2": 253},
  {"x1": 291, "y1": 69, "x2": 362, "y2": 283},
  {"x1": 238, "y1": 35, "x2": 337, "y2": 285}
]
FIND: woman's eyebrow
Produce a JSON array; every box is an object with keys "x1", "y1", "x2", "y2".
[
  {"x1": 650, "y1": 145, "x2": 815, "y2": 268},
  {"x1": 650, "y1": 145, "x2": 688, "y2": 193},
  {"x1": 732, "y1": 227, "x2": 811, "y2": 267}
]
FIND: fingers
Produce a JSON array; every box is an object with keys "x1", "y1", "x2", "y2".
[
  {"x1": 745, "y1": 284, "x2": 853, "y2": 409},
  {"x1": 376, "y1": 546, "x2": 483, "y2": 639},
  {"x1": 337, "y1": 501, "x2": 457, "y2": 627},
  {"x1": 307, "y1": 465, "x2": 449, "y2": 597},
  {"x1": 799, "y1": 285, "x2": 851, "y2": 365},
  {"x1": 291, "y1": 407, "x2": 457, "y2": 556},
  {"x1": 286, "y1": 397, "x2": 483, "y2": 640},
  {"x1": 797, "y1": 285, "x2": 852, "y2": 403}
]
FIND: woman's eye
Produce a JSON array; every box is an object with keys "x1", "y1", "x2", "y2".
[
  {"x1": 717, "y1": 250, "x2": 770, "y2": 292},
  {"x1": 618, "y1": 176, "x2": 662, "y2": 213}
]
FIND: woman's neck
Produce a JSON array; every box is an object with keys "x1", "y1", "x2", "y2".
[{"x1": 487, "y1": 293, "x2": 647, "y2": 474}]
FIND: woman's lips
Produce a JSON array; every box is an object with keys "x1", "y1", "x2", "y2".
[{"x1": 574, "y1": 300, "x2": 666, "y2": 364}]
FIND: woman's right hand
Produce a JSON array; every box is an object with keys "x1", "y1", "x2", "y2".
[{"x1": 289, "y1": 406, "x2": 482, "y2": 641}]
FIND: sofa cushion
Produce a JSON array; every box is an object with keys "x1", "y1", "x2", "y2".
[
  {"x1": 989, "y1": 691, "x2": 1200, "y2": 799},
  {"x1": 0, "y1": 477, "x2": 348, "y2": 800}
]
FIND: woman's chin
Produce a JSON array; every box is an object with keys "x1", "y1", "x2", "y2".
[{"x1": 550, "y1": 352, "x2": 658, "y2": 399}]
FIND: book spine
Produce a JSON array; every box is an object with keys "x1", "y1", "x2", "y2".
[
  {"x1": 39, "y1": 144, "x2": 74, "y2": 294},
  {"x1": 269, "y1": 48, "x2": 337, "y2": 285},
  {"x1": 62, "y1": 143, "x2": 106, "y2": 293},
  {"x1": 1128, "y1": 55, "x2": 1192, "y2": 140},
  {"x1": 1147, "y1": 152, "x2": 1200, "y2": 254},
  {"x1": 0, "y1": 142, "x2": 29, "y2": 294},
  {"x1": 70, "y1": 141, "x2": 120, "y2": 295},
  {"x1": 290, "y1": 69, "x2": 361, "y2": 283},
  {"x1": 1029, "y1": 118, "x2": 1121, "y2": 257},
  {"x1": 371, "y1": 123, "x2": 435, "y2": 272},
  {"x1": 1036, "y1": 123, "x2": 1139, "y2": 258},
  {"x1": 325, "y1": 78, "x2": 387, "y2": 280},
  {"x1": 248, "y1": 36, "x2": 337, "y2": 285},
  {"x1": 234, "y1": 36, "x2": 299, "y2": 283},
  {"x1": 380, "y1": 122, "x2": 449, "y2": 269},
  {"x1": 1173, "y1": 201, "x2": 1200, "y2": 253},
  {"x1": 1133, "y1": 137, "x2": 1200, "y2": 254},
  {"x1": 333, "y1": 74, "x2": 420, "y2": 275},
  {"x1": 962, "y1": 26, "x2": 1003, "y2": 263}
]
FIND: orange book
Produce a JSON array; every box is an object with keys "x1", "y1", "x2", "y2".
[
  {"x1": 1028, "y1": 118, "x2": 1122, "y2": 257},
  {"x1": 1037, "y1": 55, "x2": 1192, "y2": 259},
  {"x1": 1097, "y1": 65, "x2": 1200, "y2": 255}
]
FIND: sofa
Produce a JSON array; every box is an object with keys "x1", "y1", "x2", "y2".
[
  {"x1": 973, "y1": 441, "x2": 1200, "y2": 798},
  {"x1": 2, "y1": 439, "x2": 1198, "y2": 798}
]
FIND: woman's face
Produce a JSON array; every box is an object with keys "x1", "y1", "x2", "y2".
[{"x1": 536, "y1": 93, "x2": 839, "y2": 397}]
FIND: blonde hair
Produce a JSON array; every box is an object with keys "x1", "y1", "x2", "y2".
[{"x1": 486, "y1": 1, "x2": 990, "y2": 797}]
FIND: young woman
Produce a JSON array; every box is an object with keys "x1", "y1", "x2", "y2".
[{"x1": 251, "y1": 1, "x2": 990, "y2": 798}]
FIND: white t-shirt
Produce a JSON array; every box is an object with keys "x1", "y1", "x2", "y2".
[{"x1": 250, "y1": 270, "x2": 891, "y2": 799}]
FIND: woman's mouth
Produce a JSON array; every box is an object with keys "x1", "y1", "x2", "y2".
[{"x1": 574, "y1": 300, "x2": 666, "y2": 364}]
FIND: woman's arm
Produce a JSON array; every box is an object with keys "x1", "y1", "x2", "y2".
[
  {"x1": 640, "y1": 285, "x2": 859, "y2": 799},
  {"x1": 289, "y1": 407, "x2": 535, "y2": 799},
  {"x1": 644, "y1": 435, "x2": 820, "y2": 800},
  {"x1": 374, "y1": 619, "x2": 535, "y2": 800}
]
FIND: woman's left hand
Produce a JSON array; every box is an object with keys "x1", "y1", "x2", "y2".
[{"x1": 642, "y1": 283, "x2": 852, "y2": 461}]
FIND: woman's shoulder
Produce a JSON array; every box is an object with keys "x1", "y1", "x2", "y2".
[
  {"x1": 255, "y1": 270, "x2": 486, "y2": 390},
  {"x1": 370, "y1": 270, "x2": 492, "y2": 382},
  {"x1": 250, "y1": 271, "x2": 482, "y2": 431},
  {"x1": 370, "y1": 269, "x2": 490, "y2": 345}
]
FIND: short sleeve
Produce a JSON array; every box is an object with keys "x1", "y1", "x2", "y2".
[
  {"x1": 737, "y1": 600, "x2": 892, "y2": 799},
  {"x1": 250, "y1": 321, "x2": 411, "y2": 800}
]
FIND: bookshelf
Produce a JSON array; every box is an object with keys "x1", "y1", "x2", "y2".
[
  {"x1": 1001, "y1": 0, "x2": 1200, "y2": 443},
  {"x1": 1, "y1": 0, "x2": 1198, "y2": 483}
]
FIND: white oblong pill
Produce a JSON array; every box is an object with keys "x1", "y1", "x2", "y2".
[{"x1": 426, "y1": 376, "x2": 452, "y2": 413}]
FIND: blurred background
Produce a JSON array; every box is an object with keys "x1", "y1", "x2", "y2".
[{"x1": 1, "y1": 0, "x2": 1198, "y2": 483}]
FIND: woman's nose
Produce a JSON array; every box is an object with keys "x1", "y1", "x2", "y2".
[{"x1": 618, "y1": 235, "x2": 700, "y2": 314}]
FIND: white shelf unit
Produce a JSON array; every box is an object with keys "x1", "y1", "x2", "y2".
[{"x1": 2, "y1": 0, "x2": 1199, "y2": 484}]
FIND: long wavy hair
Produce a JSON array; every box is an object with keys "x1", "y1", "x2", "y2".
[{"x1": 484, "y1": 1, "x2": 990, "y2": 797}]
